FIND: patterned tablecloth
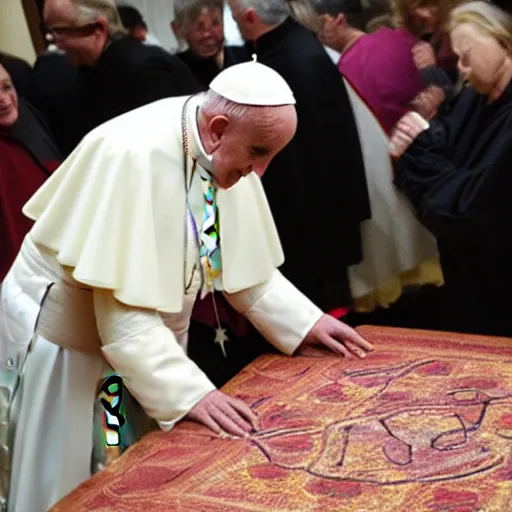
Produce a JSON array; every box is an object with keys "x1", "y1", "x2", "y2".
[{"x1": 52, "y1": 326, "x2": 512, "y2": 511}]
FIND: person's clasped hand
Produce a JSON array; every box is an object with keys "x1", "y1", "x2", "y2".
[
  {"x1": 295, "y1": 314, "x2": 374, "y2": 358},
  {"x1": 411, "y1": 86, "x2": 445, "y2": 121},
  {"x1": 389, "y1": 111, "x2": 430, "y2": 158},
  {"x1": 412, "y1": 41, "x2": 437, "y2": 70}
]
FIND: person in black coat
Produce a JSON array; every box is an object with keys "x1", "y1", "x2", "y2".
[
  {"x1": 391, "y1": 1, "x2": 512, "y2": 336},
  {"x1": 29, "y1": 0, "x2": 202, "y2": 156},
  {"x1": 0, "y1": 63, "x2": 60, "y2": 279},
  {"x1": 172, "y1": 0, "x2": 249, "y2": 88},
  {"x1": 228, "y1": 0, "x2": 370, "y2": 312}
]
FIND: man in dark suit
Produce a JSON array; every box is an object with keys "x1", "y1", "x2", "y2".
[
  {"x1": 172, "y1": 0, "x2": 249, "y2": 88},
  {"x1": 227, "y1": 0, "x2": 371, "y2": 314},
  {"x1": 28, "y1": 0, "x2": 202, "y2": 156}
]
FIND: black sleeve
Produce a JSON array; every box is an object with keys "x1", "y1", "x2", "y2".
[
  {"x1": 420, "y1": 65, "x2": 455, "y2": 100},
  {"x1": 394, "y1": 119, "x2": 512, "y2": 249}
]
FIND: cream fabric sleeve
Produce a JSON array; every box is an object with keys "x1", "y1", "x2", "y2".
[
  {"x1": 225, "y1": 270, "x2": 324, "y2": 356},
  {"x1": 93, "y1": 289, "x2": 216, "y2": 431}
]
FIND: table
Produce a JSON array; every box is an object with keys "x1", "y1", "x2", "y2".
[{"x1": 51, "y1": 326, "x2": 512, "y2": 511}]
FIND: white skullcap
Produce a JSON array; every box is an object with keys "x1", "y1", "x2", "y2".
[{"x1": 209, "y1": 55, "x2": 296, "y2": 106}]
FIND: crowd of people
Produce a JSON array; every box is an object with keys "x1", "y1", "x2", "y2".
[{"x1": 1, "y1": 0, "x2": 512, "y2": 510}]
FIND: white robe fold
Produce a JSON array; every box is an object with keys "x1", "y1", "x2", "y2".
[{"x1": 344, "y1": 80, "x2": 442, "y2": 306}]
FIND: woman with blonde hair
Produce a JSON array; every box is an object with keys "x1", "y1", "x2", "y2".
[{"x1": 391, "y1": 1, "x2": 512, "y2": 336}]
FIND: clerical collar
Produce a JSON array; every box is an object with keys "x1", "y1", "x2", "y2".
[{"x1": 186, "y1": 94, "x2": 214, "y2": 172}]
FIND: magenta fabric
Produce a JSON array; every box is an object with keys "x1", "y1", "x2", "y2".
[{"x1": 338, "y1": 28, "x2": 424, "y2": 135}]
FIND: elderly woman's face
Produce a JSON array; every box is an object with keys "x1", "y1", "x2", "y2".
[
  {"x1": 451, "y1": 22, "x2": 509, "y2": 95},
  {"x1": 184, "y1": 7, "x2": 225, "y2": 59},
  {"x1": 413, "y1": 4, "x2": 441, "y2": 35},
  {"x1": 0, "y1": 66, "x2": 19, "y2": 129}
]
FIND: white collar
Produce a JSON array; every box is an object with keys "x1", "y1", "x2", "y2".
[{"x1": 186, "y1": 94, "x2": 214, "y2": 173}]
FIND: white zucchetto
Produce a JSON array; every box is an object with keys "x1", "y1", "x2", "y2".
[{"x1": 209, "y1": 55, "x2": 296, "y2": 106}]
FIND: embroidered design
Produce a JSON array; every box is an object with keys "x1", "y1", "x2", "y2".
[
  {"x1": 99, "y1": 374, "x2": 126, "y2": 448},
  {"x1": 198, "y1": 168, "x2": 222, "y2": 292}
]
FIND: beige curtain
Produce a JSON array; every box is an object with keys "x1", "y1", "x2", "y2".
[{"x1": 0, "y1": 0, "x2": 36, "y2": 64}]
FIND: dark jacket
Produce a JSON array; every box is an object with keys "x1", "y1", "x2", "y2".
[
  {"x1": 28, "y1": 36, "x2": 202, "y2": 156},
  {"x1": 0, "y1": 100, "x2": 60, "y2": 279},
  {"x1": 177, "y1": 45, "x2": 250, "y2": 88},
  {"x1": 251, "y1": 18, "x2": 371, "y2": 310},
  {"x1": 395, "y1": 82, "x2": 512, "y2": 336}
]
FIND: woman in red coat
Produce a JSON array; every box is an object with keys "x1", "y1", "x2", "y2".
[{"x1": 0, "y1": 62, "x2": 60, "y2": 279}]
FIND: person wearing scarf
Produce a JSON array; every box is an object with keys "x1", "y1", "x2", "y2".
[
  {"x1": 0, "y1": 63, "x2": 60, "y2": 280},
  {"x1": 0, "y1": 61, "x2": 372, "y2": 512}
]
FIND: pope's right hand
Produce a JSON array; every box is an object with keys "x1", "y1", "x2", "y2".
[{"x1": 185, "y1": 390, "x2": 258, "y2": 437}]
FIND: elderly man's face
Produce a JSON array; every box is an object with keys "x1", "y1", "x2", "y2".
[
  {"x1": 183, "y1": 7, "x2": 225, "y2": 58},
  {"x1": 208, "y1": 105, "x2": 297, "y2": 189},
  {"x1": 0, "y1": 66, "x2": 19, "y2": 129},
  {"x1": 227, "y1": 0, "x2": 252, "y2": 42},
  {"x1": 44, "y1": 0, "x2": 108, "y2": 67}
]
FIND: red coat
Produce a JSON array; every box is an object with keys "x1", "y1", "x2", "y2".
[{"x1": 0, "y1": 137, "x2": 59, "y2": 279}]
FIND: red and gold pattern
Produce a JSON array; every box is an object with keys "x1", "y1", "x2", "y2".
[{"x1": 52, "y1": 327, "x2": 512, "y2": 511}]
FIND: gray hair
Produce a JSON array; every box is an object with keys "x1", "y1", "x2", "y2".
[
  {"x1": 236, "y1": 0, "x2": 290, "y2": 25},
  {"x1": 201, "y1": 90, "x2": 251, "y2": 120},
  {"x1": 200, "y1": 90, "x2": 281, "y2": 130},
  {"x1": 287, "y1": 0, "x2": 321, "y2": 31},
  {"x1": 173, "y1": 0, "x2": 224, "y2": 28},
  {"x1": 72, "y1": 0, "x2": 126, "y2": 36}
]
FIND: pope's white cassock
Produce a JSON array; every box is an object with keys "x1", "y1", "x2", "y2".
[{"x1": 0, "y1": 68, "x2": 324, "y2": 511}]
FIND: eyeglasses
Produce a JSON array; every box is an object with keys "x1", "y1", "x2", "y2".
[{"x1": 45, "y1": 22, "x2": 101, "y2": 41}]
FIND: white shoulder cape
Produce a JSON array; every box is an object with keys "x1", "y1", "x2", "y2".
[{"x1": 23, "y1": 96, "x2": 284, "y2": 313}]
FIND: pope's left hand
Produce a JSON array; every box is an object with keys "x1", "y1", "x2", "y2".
[{"x1": 296, "y1": 315, "x2": 374, "y2": 358}]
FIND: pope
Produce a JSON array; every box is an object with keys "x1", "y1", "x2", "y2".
[{"x1": 0, "y1": 60, "x2": 373, "y2": 512}]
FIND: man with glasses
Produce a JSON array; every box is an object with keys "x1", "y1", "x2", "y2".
[{"x1": 27, "y1": 0, "x2": 201, "y2": 156}]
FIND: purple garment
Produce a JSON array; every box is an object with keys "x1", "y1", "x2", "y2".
[{"x1": 338, "y1": 28, "x2": 424, "y2": 135}]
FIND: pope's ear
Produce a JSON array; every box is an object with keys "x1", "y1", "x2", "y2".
[{"x1": 209, "y1": 115, "x2": 230, "y2": 146}]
